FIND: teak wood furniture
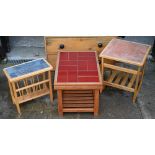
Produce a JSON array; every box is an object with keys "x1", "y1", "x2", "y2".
[
  {"x1": 100, "y1": 38, "x2": 151, "y2": 103},
  {"x1": 54, "y1": 51, "x2": 102, "y2": 116},
  {"x1": 44, "y1": 36, "x2": 116, "y2": 69},
  {"x1": 3, "y1": 58, "x2": 53, "y2": 114}
]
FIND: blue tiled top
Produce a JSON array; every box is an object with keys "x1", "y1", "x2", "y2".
[{"x1": 5, "y1": 59, "x2": 49, "y2": 78}]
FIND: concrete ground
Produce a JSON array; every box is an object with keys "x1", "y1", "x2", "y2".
[{"x1": 0, "y1": 36, "x2": 154, "y2": 119}]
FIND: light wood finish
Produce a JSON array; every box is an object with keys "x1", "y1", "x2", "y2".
[
  {"x1": 3, "y1": 59, "x2": 53, "y2": 114},
  {"x1": 100, "y1": 39, "x2": 151, "y2": 103},
  {"x1": 54, "y1": 51, "x2": 102, "y2": 116},
  {"x1": 58, "y1": 90, "x2": 63, "y2": 116},
  {"x1": 45, "y1": 36, "x2": 116, "y2": 69}
]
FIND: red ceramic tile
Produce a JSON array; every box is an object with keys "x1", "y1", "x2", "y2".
[
  {"x1": 78, "y1": 60, "x2": 87, "y2": 65},
  {"x1": 68, "y1": 71, "x2": 78, "y2": 82},
  {"x1": 77, "y1": 57, "x2": 92, "y2": 60},
  {"x1": 60, "y1": 52, "x2": 69, "y2": 61},
  {"x1": 60, "y1": 61, "x2": 77, "y2": 66},
  {"x1": 57, "y1": 71, "x2": 68, "y2": 82},
  {"x1": 69, "y1": 52, "x2": 78, "y2": 60},
  {"x1": 78, "y1": 77, "x2": 99, "y2": 82},
  {"x1": 58, "y1": 52, "x2": 99, "y2": 83},
  {"x1": 78, "y1": 71, "x2": 98, "y2": 76},
  {"x1": 58, "y1": 71, "x2": 67, "y2": 76},
  {"x1": 78, "y1": 64, "x2": 87, "y2": 71},
  {"x1": 78, "y1": 52, "x2": 95, "y2": 57},
  {"x1": 59, "y1": 65, "x2": 77, "y2": 71},
  {"x1": 88, "y1": 64, "x2": 97, "y2": 70}
]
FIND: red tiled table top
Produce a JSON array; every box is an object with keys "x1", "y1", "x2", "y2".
[
  {"x1": 57, "y1": 52, "x2": 99, "y2": 83},
  {"x1": 100, "y1": 38, "x2": 151, "y2": 66}
]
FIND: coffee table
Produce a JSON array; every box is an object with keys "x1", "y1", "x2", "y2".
[
  {"x1": 54, "y1": 51, "x2": 102, "y2": 116},
  {"x1": 100, "y1": 38, "x2": 151, "y2": 103}
]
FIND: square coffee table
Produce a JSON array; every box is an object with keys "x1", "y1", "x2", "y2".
[
  {"x1": 54, "y1": 51, "x2": 102, "y2": 116},
  {"x1": 100, "y1": 38, "x2": 151, "y2": 103}
]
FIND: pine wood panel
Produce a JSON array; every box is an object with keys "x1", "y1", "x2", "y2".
[{"x1": 45, "y1": 36, "x2": 116, "y2": 69}]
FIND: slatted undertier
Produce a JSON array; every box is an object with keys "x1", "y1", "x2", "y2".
[
  {"x1": 11, "y1": 72, "x2": 50, "y2": 104},
  {"x1": 104, "y1": 68, "x2": 141, "y2": 92},
  {"x1": 62, "y1": 90, "x2": 94, "y2": 112}
]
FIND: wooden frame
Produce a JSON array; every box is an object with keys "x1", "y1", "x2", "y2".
[
  {"x1": 54, "y1": 51, "x2": 102, "y2": 116},
  {"x1": 3, "y1": 58, "x2": 53, "y2": 114},
  {"x1": 100, "y1": 39, "x2": 152, "y2": 103}
]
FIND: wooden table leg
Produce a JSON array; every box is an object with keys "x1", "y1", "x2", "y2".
[
  {"x1": 101, "y1": 58, "x2": 106, "y2": 92},
  {"x1": 15, "y1": 103, "x2": 21, "y2": 114},
  {"x1": 12, "y1": 82, "x2": 21, "y2": 114},
  {"x1": 57, "y1": 89, "x2": 63, "y2": 116},
  {"x1": 133, "y1": 66, "x2": 141, "y2": 103},
  {"x1": 133, "y1": 62, "x2": 146, "y2": 103},
  {"x1": 94, "y1": 89, "x2": 99, "y2": 116},
  {"x1": 48, "y1": 71, "x2": 53, "y2": 104}
]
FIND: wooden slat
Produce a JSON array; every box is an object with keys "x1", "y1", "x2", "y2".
[
  {"x1": 63, "y1": 104, "x2": 94, "y2": 108},
  {"x1": 104, "y1": 63, "x2": 138, "y2": 74},
  {"x1": 114, "y1": 72, "x2": 124, "y2": 84},
  {"x1": 16, "y1": 79, "x2": 49, "y2": 92},
  {"x1": 108, "y1": 70, "x2": 118, "y2": 83},
  {"x1": 63, "y1": 90, "x2": 93, "y2": 94},
  {"x1": 63, "y1": 108, "x2": 94, "y2": 112},
  {"x1": 121, "y1": 74, "x2": 129, "y2": 86},
  {"x1": 128, "y1": 74, "x2": 136, "y2": 88},
  {"x1": 63, "y1": 93, "x2": 93, "y2": 97},
  {"x1": 104, "y1": 81, "x2": 134, "y2": 92},
  {"x1": 63, "y1": 96, "x2": 94, "y2": 101},
  {"x1": 63, "y1": 100, "x2": 94, "y2": 104},
  {"x1": 16, "y1": 82, "x2": 22, "y2": 96},
  {"x1": 17, "y1": 88, "x2": 49, "y2": 104}
]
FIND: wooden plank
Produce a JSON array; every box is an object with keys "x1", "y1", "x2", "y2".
[
  {"x1": 45, "y1": 36, "x2": 116, "y2": 69},
  {"x1": 16, "y1": 79, "x2": 49, "y2": 92},
  {"x1": 63, "y1": 104, "x2": 94, "y2": 108},
  {"x1": 48, "y1": 71, "x2": 53, "y2": 103},
  {"x1": 94, "y1": 90, "x2": 99, "y2": 116},
  {"x1": 121, "y1": 73, "x2": 129, "y2": 86},
  {"x1": 127, "y1": 74, "x2": 136, "y2": 88},
  {"x1": 63, "y1": 96, "x2": 94, "y2": 101},
  {"x1": 104, "y1": 63, "x2": 138, "y2": 75},
  {"x1": 57, "y1": 90, "x2": 63, "y2": 116},
  {"x1": 63, "y1": 108, "x2": 94, "y2": 112},
  {"x1": 108, "y1": 70, "x2": 118, "y2": 83},
  {"x1": 63, "y1": 93, "x2": 93, "y2": 97},
  {"x1": 63, "y1": 90, "x2": 93, "y2": 94},
  {"x1": 17, "y1": 89, "x2": 49, "y2": 104},
  {"x1": 104, "y1": 81, "x2": 134, "y2": 92},
  {"x1": 63, "y1": 100, "x2": 94, "y2": 104},
  {"x1": 114, "y1": 72, "x2": 124, "y2": 84}
]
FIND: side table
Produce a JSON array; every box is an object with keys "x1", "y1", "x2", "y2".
[
  {"x1": 54, "y1": 51, "x2": 102, "y2": 116},
  {"x1": 3, "y1": 58, "x2": 53, "y2": 114},
  {"x1": 100, "y1": 38, "x2": 151, "y2": 103}
]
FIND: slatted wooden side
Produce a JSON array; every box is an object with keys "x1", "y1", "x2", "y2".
[
  {"x1": 14, "y1": 72, "x2": 50, "y2": 104},
  {"x1": 62, "y1": 90, "x2": 94, "y2": 112},
  {"x1": 104, "y1": 68, "x2": 139, "y2": 92}
]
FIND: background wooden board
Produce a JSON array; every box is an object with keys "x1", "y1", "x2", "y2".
[{"x1": 45, "y1": 36, "x2": 116, "y2": 69}]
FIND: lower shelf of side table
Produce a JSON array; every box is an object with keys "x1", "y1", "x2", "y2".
[
  {"x1": 17, "y1": 87, "x2": 50, "y2": 104},
  {"x1": 103, "y1": 69, "x2": 140, "y2": 92},
  {"x1": 62, "y1": 90, "x2": 94, "y2": 112}
]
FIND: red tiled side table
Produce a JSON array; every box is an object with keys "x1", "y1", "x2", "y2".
[
  {"x1": 54, "y1": 51, "x2": 102, "y2": 116},
  {"x1": 100, "y1": 38, "x2": 151, "y2": 103}
]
